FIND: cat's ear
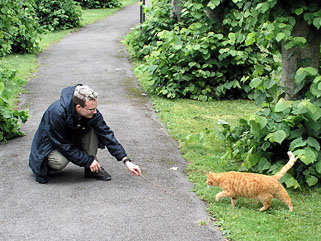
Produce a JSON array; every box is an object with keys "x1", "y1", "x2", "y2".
[{"x1": 208, "y1": 171, "x2": 214, "y2": 178}]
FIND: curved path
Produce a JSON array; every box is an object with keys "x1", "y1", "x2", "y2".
[{"x1": 0, "y1": 2, "x2": 224, "y2": 240}]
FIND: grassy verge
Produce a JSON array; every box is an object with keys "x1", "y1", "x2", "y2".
[
  {"x1": 0, "y1": 0, "x2": 138, "y2": 105},
  {"x1": 130, "y1": 60, "x2": 321, "y2": 240}
]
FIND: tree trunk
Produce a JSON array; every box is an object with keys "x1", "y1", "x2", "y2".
[
  {"x1": 281, "y1": 17, "x2": 321, "y2": 100},
  {"x1": 171, "y1": 0, "x2": 182, "y2": 22}
]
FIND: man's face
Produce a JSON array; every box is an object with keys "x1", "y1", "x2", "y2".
[{"x1": 76, "y1": 99, "x2": 98, "y2": 118}]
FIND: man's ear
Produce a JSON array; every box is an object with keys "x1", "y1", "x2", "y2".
[{"x1": 75, "y1": 104, "x2": 81, "y2": 111}]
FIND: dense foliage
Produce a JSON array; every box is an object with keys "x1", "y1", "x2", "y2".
[
  {"x1": 0, "y1": 65, "x2": 29, "y2": 142},
  {"x1": 0, "y1": 0, "x2": 41, "y2": 57},
  {"x1": 75, "y1": 0, "x2": 121, "y2": 9},
  {"x1": 33, "y1": 0, "x2": 82, "y2": 31},
  {"x1": 125, "y1": 0, "x2": 278, "y2": 100},
  {"x1": 213, "y1": 0, "x2": 321, "y2": 187}
]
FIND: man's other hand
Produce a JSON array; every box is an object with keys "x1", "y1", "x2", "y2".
[{"x1": 90, "y1": 159, "x2": 101, "y2": 173}]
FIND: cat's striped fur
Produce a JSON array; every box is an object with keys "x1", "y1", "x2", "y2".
[{"x1": 207, "y1": 151, "x2": 296, "y2": 211}]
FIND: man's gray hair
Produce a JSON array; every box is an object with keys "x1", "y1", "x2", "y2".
[{"x1": 73, "y1": 85, "x2": 98, "y2": 107}]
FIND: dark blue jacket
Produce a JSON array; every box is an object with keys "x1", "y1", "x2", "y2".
[{"x1": 29, "y1": 85, "x2": 127, "y2": 183}]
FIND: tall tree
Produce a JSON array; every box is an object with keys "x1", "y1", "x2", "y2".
[
  {"x1": 207, "y1": 0, "x2": 321, "y2": 99},
  {"x1": 171, "y1": 0, "x2": 183, "y2": 22}
]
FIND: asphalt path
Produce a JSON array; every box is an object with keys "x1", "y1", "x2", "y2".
[{"x1": 0, "y1": 2, "x2": 224, "y2": 240}]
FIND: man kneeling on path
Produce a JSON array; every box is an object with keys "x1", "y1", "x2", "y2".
[{"x1": 29, "y1": 84, "x2": 141, "y2": 184}]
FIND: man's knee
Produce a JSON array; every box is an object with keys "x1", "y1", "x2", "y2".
[{"x1": 47, "y1": 150, "x2": 69, "y2": 170}]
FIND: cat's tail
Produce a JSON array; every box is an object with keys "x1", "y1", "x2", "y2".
[{"x1": 273, "y1": 151, "x2": 296, "y2": 180}]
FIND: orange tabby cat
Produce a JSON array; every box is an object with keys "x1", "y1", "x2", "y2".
[{"x1": 207, "y1": 151, "x2": 296, "y2": 211}]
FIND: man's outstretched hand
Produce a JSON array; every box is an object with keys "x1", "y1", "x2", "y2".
[{"x1": 125, "y1": 161, "x2": 141, "y2": 176}]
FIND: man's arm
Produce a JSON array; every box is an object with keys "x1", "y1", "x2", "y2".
[{"x1": 92, "y1": 113, "x2": 141, "y2": 175}]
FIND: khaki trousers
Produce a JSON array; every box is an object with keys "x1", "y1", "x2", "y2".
[{"x1": 47, "y1": 128, "x2": 98, "y2": 170}]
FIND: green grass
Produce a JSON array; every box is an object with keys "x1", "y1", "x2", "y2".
[{"x1": 131, "y1": 62, "x2": 321, "y2": 241}]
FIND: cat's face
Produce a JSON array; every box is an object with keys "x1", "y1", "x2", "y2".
[{"x1": 207, "y1": 172, "x2": 219, "y2": 186}]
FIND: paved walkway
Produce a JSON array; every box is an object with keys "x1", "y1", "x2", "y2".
[{"x1": 0, "y1": 2, "x2": 224, "y2": 240}]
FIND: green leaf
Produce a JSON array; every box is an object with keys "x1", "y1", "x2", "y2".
[
  {"x1": 1, "y1": 7, "x2": 8, "y2": 14},
  {"x1": 193, "y1": 44, "x2": 201, "y2": 50},
  {"x1": 207, "y1": 0, "x2": 221, "y2": 9},
  {"x1": 258, "y1": 116, "x2": 267, "y2": 128},
  {"x1": 243, "y1": 149, "x2": 259, "y2": 169},
  {"x1": 249, "y1": 115, "x2": 267, "y2": 137},
  {"x1": 305, "y1": 146, "x2": 317, "y2": 164},
  {"x1": 0, "y1": 82, "x2": 4, "y2": 95},
  {"x1": 214, "y1": 34, "x2": 224, "y2": 40},
  {"x1": 298, "y1": 147, "x2": 317, "y2": 165},
  {"x1": 273, "y1": 130, "x2": 286, "y2": 144},
  {"x1": 255, "y1": 2, "x2": 270, "y2": 13},
  {"x1": 289, "y1": 137, "x2": 306, "y2": 151},
  {"x1": 289, "y1": 128, "x2": 304, "y2": 139},
  {"x1": 294, "y1": 68, "x2": 307, "y2": 85},
  {"x1": 294, "y1": 8, "x2": 303, "y2": 15},
  {"x1": 284, "y1": 37, "x2": 306, "y2": 49},
  {"x1": 194, "y1": 22, "x2": 203, "y2": 29},
  {"x1": 245, "y1": 32, "x2": 256, "y2": 46},
  {"x1": 310, "y1": 82, "x2": 321, "y2": 98},
  {"x1": 249, "y1": 77, "x2": 262, "y2": 88},
  {"x1": 262, "y1": 141, "x2": 270, "y2": 151},
  {"x1": 257, "y1": 157, "x2": 271, "y2": 172},
  {"x1": 228, "y1": 33, "x2": 236, "y2": 44},
  {"x1": 313, "y1": 17, "x2": 321, "y2": 29},
  {"x1": 304, "y1": 67, "x2": 318, "y2": 76},
  {"x1": 284, "y1": 176, "x2": 300, "y2": 189},
  {"x1": 306, "y1": 176, "x2": 318, "y2": 186},
  {"x1": 276, "y1": 33, "x2": 285, "y2": 42},
  {"x1": 304, "y1": 101, "x2": 321, "y2": 121},
  {"x1": 307, "y1": 137, "x2": 320, "y2": 151},
  {"x1": 316, "y1": 160, "x2": 321, "y2": 174},
  {"x1": 274, "y1": 98, "x2": 292, "y2": 112}
]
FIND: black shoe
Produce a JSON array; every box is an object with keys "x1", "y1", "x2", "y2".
[{"x1": 84, "y1": 167, "x2": 111, "y2": 181}]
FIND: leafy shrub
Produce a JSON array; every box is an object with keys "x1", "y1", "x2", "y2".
[
  {"x1": 141, "y1": 25, "x2": 277, "y2": 100},
  {"x1": 218, "y1": 68, "x2": 321, "y2": 188},
  {"x1": 125, "y1": 0, "x2": 175, "y2": 59},
  {"x1": 214, "y1": 1, "x2": 321, "y2": 188},
  {"x1": 0, "y1": 65, "x2": 29, "y2": 142},
  {"x1": 0, "y1": 0, "x2": 41, "y2": 56},
  {"x1": 75, "y1": 0, "x2": 121, "y2": 9},
  {"x1": 126, "y1": 0, "x2": 278, "y2": 100},
  {"x1": 33, "y1": 0, "x2": 82, "y2": 31}
]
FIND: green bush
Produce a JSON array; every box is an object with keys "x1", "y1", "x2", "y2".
[
  {"x1": 218, "y1": 68, "x2": 321, "y2": 188},
  {"x1": 75, "y1": 0, "x2": 121, "y2": 9},
  {"x1": 213, "y1": 1, "x2": 321, "y2": 188},
  {"x1": 0, "y1": 0, "x2": 41, "y2": 56},
  {"x1": 141, "y1": 26, "x2": 278, "y2": 100},
  {"x1": 125, "y1": 0, "x2": 175, "y2": 60},
  {"x1": 33, "y1": 0, "x2": 82, "y2": 31},
  {"x1": 125, "y1": 0, "x2": 278, "y2": 100},
  {"x1": 0, "y1": 65, "x2": 29, "y2": 142}
]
